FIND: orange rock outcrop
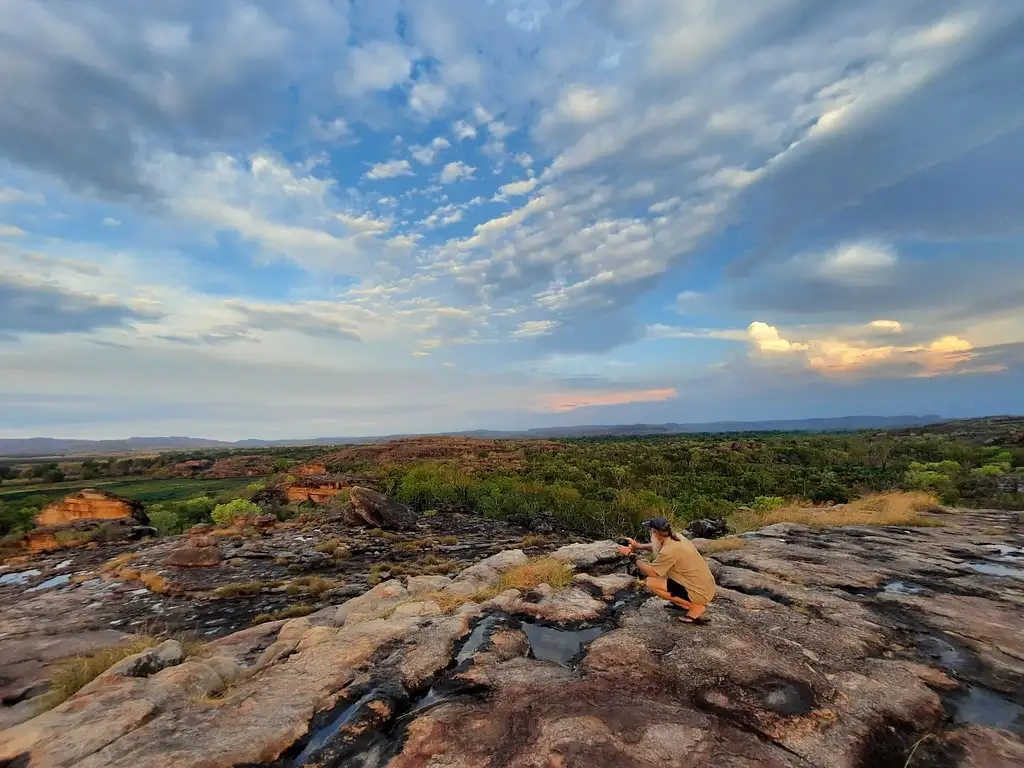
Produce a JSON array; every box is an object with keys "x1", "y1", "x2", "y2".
[
  {"x1": 35, "y1": 489, "x2": 147, "y2": 528},
  {"x1": 284, "y1": 477, "x2": 352, "y2": 504}
]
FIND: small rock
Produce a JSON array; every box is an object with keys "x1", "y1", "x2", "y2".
[{"x1": 167, "y1": 544, "x2": 222, "y2": 568}]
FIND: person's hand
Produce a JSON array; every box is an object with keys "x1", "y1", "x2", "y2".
[
  {"x1": 625, "y1": 537, "x2": 640, "y2": 547},
  {"x1": 617, "y1": 544, "x2": 633, "y2": 557}
]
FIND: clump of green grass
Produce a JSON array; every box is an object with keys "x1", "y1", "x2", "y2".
[
  {"x1": 284, "y1": 575, "x2": 343, "y2": 598},
  {"x1": 368, "y1": 556, "x2": 460, "y2": 585},
  {"x1": 252, "y1": 603, "x2": 315, "y2": 625},
  {"x1": 41, "y1": 636, "x2": 161, "y2": 709}
]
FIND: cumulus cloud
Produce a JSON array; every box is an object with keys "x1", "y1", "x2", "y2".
[
  {"x1": 365, "y1": 159, "x2": 415, "y2": 180},
  {"x1": 439, "y1": 161, "x2": 476, "y2": 183}
]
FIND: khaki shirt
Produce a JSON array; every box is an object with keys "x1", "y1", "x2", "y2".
[{"x1": 649, "y1": 536, "x2": 716, "y2": 605}]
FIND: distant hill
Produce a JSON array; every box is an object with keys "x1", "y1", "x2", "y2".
[{"x1": 0, "y1": 415, "x2": 950, "y2": 457}]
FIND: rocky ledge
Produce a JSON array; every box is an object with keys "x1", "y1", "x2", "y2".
[{"x1": 1, "y1": 508, "x2": 1022, "y2": 767}]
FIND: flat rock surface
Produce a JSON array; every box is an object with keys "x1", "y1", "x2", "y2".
[{"x1": 1, "y1": 508, "x2": 1021, "y2": 767}]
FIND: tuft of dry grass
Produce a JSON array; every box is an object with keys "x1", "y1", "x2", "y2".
[
  {"x1": 41, "y1": 636, "x2": 161, "y2": 709},
  {"x1": 138, "y1": 571, "x2": 171, "y2": 593},
  {"x1": 519, "y1": 534, "x2": 547, "y2": 548},
  {"x1": 284, "y1": 575, "x2": 343, "y2": 598},
  {"x1": 252, "y1": 603, "x2": 314, "y2": 625},
  {"x1": 213, "y1": 580, "x2": 284, "y2": 598},
  {"x1": 471, "y1": 556, "x2": 575, "y2": 603},
  {"x1": 700, "y1": 538, "x2": 748, "y2": 555},
  {"x1": 728, "y1": 492, "x2": 944, "y2": 533},
  {"x1": 98, "y1": 552, "x2": 136, "y2": 573}
]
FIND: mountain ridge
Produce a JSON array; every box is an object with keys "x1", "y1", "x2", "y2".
[{"x1": 0, "y1": 414, "x2": 950, "y2": 457}]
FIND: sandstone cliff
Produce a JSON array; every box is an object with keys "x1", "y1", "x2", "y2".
[{"x1": 35, "y1": 490, "x2": 148, "y2": 528}]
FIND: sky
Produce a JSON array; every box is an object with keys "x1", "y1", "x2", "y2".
[{"x1": 0, "y1": 0, "x2": 1022, "y2": 440}]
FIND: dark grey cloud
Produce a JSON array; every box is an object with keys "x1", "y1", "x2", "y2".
[
  {"x1": 728, "y1": 247, "x2": 1024, "y2": 328},
  {"x1": 0, "y1": 0, "x2": 349, "y2": 198},
  {"x1": 0, "y1": 274, "x2": 160, "y2": 335},
  {"x1": 730, "y1": 8, "x2": 1024, "y2": 273}
]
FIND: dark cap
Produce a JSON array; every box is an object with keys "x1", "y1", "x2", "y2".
[{"x1": 642, "y1": 516, "x2": 671, "y2": 533}]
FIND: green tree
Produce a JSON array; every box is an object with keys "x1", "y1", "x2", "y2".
[{"x1": 211, "y1": 498, "x2": 261, "y2": 526}]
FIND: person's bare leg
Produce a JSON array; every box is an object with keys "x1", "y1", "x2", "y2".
[
  {"x1": 683, "y1": 604, "x2": 706, "y2": 621},
  {"x1": 644, "y1": 577, "x2": 694, "y2": 611}
]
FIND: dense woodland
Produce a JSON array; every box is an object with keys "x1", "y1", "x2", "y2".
[{"x1": 2, "y1": 418, "x2": 1022, "y2": 540}]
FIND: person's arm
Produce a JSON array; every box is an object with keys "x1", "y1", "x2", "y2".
[{"x1": 626, "y1": 537, "x2": 652, "y2": 551}]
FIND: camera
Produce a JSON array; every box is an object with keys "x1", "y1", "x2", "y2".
[{"x1": 617, "y1": 538, "x2": 630, "y2": 548}]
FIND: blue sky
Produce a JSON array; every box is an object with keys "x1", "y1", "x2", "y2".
[{"x1": 1, "y1": 0, "x2": 1022, "y2": 439}]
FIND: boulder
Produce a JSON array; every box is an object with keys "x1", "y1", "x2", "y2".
[
  {"x1": 687, "y1": 517, "x2": 729, "y2": 539},
  {"x1": 549, "y1": 540, "x2": 623, "y2": 568},
  {"x1": 348, "y1": 486, "x2": 418, "y2": 531},
  {"x1": 35, "y1": 489, "x2": 149, "y2": 528},
  {"x1": 166, "y1": 537, "x2": 222, "y2": 568}
]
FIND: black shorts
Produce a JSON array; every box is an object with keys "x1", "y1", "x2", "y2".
[{"x1": 667, "y1": 579, "x2": 691, "y2": 602}]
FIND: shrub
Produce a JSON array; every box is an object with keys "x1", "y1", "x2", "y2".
[
  {"x1": 211, "y1": 498, "x2": 261, "y2": 526},
  {"x1": 752, "y1": 496, "x2": 785, "y2": 512},
  {"x1": 808, "y1": 483, "x2": 852, "y2": 505},
  {"x1": 148, "y1": 506, "x2": 187, "y2": 535}
]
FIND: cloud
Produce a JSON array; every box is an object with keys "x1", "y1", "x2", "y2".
[
  {"x1": 365, "y1": 159, "x2": 415, "y2": 180},
  {"x1": 439, "y1": 161, "x2": 476, "y2": 183},
  {"x1": 747, "y1": 322, "x2": 810, "y2": 353},
  {"x1": 538, "y1": 387, "x2": 677, "y2": 413},
  {"x1": 338, "y1": 40, "x2": 414, "y2": 95},
  {"x1": 0, "y1": 187, "x2": 44, "y2": 205},
  {"x1": 225, "y1": 301, "x2": 363, "y2": 341},
  {"x1": 512, "y1": 319, "x2": 557, "y2": 339},
  {"x1": 452, "y1": 120, "x2": 477, "y2": 140},
  {"x1": 497, "y1": 177, "x2": 538, "y2": 198},
  {"x1": 309, "y1": 117, "x2": 350, "y2": 141},
  {"x1": 0, "y1": 272, "x2": 160, "y2": 337},
  {"x1": 409, "y1": 137, "x2": 452, "y2": 164},
  {"x1": 102, "y1": 217, "x2": 121, "y2": 227},
  {"x1": 0, "y1": 225, "x2": 26, "y2": 238}
]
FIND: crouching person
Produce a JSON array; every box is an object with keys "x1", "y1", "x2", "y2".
[{"x1": 618, "y1": 516, "x2": 716, "y2": 623}]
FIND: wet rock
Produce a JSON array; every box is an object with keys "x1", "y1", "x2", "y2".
[
  {"x1": 687, "y1": 517, "x2": 729, "y2": 539},
  {"x1": 347, "y1": 486, "x2": 418, "y2": 530},
  {"x1": 572, "y1": 572, "x2": 638, "y2": 598}
]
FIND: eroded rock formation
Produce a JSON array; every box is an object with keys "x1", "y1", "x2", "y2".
[{"x1": 35, "y1": 490, "x2": 147, "y2": 529}]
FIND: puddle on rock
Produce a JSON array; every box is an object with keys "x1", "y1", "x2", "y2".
[
  {"x1": 917, "y1": 634, "x2": 970, "y2": 673},
  {"x1": 521, "y1": 622, "x2": 605, "y2": 668},
  {"x1": 292, "y1": 691, "x2": 378, "y2": 765},
  {"x1": 455, "y1": 615, "x2": 500, "y2": 665},
  {"x1": 967, "y1": 562, "x2": 1024, "y2": 580},
  {"x1": 0, "y1": 569, "x2": 41, "y2": 586},
  {"x1": 881, "y1": 580, "x2": 926, "y2": 596},
  {"x1": 25, "y1": 574, "x2": 71, "y2": 592},
  {"x1": 953, "y1": 685, "x2": 1024, "y2": 735}
]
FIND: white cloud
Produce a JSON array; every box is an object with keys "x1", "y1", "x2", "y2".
[
  {"x1": 747, "y1": 321, "x2": 809, "y2": 353},
  {"x1": 453, "y1": 120, "x2": 477, "y2": 140},
  {"x1": 409, "y1": 81, "x2": 448, "y2": 115},
  {"x1": 338, "y1": 41, "x2": 414, "y2": 94},
  {"x1": 409, "y1": 136, "x2": 452, "y2": 164},
  {"x1": 102, "y1": 217, "x2": 121, "y2": 227},
  {"x1": 0, "y1": 224, "x2": 26, "y2": 237},
  {"x1": 869, "y1": 319, "x2": 903, "y2": 333},
  {"x1": 0, "y1": 187, "x2": 44, "y2": 205},
  {"x1": 814, "y1": 242, "x2": 898, "y2": 285},
  {"x1": 365, "y1": 159, "x2": 415, "y2": 180},
  {"x1": 515, "y1": 153, "x2": 534, "y2": 168},
  {"x1": 496, "y1": 177, "x2": 538, "y2": 198},
  {"x1": 512, "y1": 319, "x2": 558, "y2": 338},
  {"x1": 439, "y1": 161, "x2": 476, "y2": 184},
  {"x1": 309, "y1": 117, "x2": 350, "y2": 141}
]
